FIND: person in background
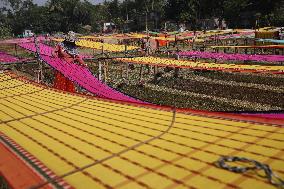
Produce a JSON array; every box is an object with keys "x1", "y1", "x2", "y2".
[
  {"x1": 179, "y1": 25, "x2": 185, "y2": 33},
  {"x1": 52, "y1": 31, "x2": 87, "y2": 92}
]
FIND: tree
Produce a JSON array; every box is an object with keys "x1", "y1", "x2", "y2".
[
  {"x1": 269, "y1": 0, "x2": 284, "y2": 27},
  {"x1": 0, "y1": 10, "x2": 12, "y2": 39},
  {"x1": 165, "y1": 0, "x2": 198, "y2": 29},
  {"x1": 1, "y1": 0, "x2": 284, "y2": 35},
  {"x1": 47, "y1": 0, "x2": 93, "y2": 32}
]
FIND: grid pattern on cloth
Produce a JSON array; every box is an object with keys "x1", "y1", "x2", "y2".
[{"x1": 0, "y1": 73, "x2": 284, "y2": 189}]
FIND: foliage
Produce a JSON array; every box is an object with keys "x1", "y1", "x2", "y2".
[
  {"x1": 0, "y1": 24, "x2": 12, "y2": 39},
  {"x1": 165, "y1": 0, "x2": 198, "y2": 24},
  {"x1": 0, "y1": 0, "x2": 284, "y2": 35}
]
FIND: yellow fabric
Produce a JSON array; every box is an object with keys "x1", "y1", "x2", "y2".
[
  {"x1": 52, "y1": 38, "x2": 139, "y2": 52},
  {"x1": 79, "y1": 33, "x2": 147, "y2": 40},
  {"x1": 79, "y1": 35, "x2": 176, "y2": 41},
  {"x1": 116, "y1": 57, "x2": 284, "y2": 72},
  {"x1": 76, "y1": 39, "x2": 139, "y2": 52},
  {"x1": 197, "y1": 30, "x2": 231, "y2": 38},
  {"x1": 0, "y1": 73, "x2": 283, "y2": 189}
]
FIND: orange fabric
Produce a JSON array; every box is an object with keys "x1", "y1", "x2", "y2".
[
  {"x1": 0, "y1": 143, "x2": 52, "y2": 189},
  {"x1": 156, "y1": 39, "x2": 167, "y2": 47},
  {"x1": 158, "y1": 34, "x2": 166, "y2": 37},
  {"x1": 53, "y1": 43, "x2": 79, "y2": 92}
]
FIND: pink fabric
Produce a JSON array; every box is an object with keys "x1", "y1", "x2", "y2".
[
  {"x1": 19, "y1": 42, "x2": 145, "y2": 104},
  {"x1": 0, "y1": 51, "x2": 20, "y2": 63},
  {"x1": 178, "y1": 51, "x2": 284, "y2": 62}
]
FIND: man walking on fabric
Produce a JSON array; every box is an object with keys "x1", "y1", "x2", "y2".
[{"x1": 52, "y1": 31, "x2": 87, "y2": 92}]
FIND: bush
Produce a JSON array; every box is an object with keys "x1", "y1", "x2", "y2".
[{"x1": 0, "y1": 25, "x2": 12, "y2": 39}]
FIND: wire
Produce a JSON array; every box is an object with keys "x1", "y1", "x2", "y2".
[{"x1": 216, "y1": 156, "x2": 284, "y2": 189}]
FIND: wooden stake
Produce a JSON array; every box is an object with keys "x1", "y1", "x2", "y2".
[
  {"x1": 174, "y1": 68, "x2": 179, "y2": 78},
  {"x1": 14, "y1": 44, "x2": 18, "y2": 56},
  {"x1": 154, "y1": 65, "x2": 158, "y2": 75},
  {"x1": 120, "y1": 62, "x2": 123, "y2": 78},
  {"x1": 125, "y1": 44, "x2": 127, "y2": 56},
  {"x1": 139, "y1": 65, "x2": 143, "y2": 82},
  {"x1": 101, "y1": 40, "x2": 104, "y2": 56},
  {"x1": 103, "y1": 61, "x2": 107, "y2": 82},
  {"x1": 98, "y1": 61, "x2": 102, "y2": 80},
  {"x1": 147, "y1": 65, "x2": 151, "y2": 74},
  {"x1": 126, "y1": 63, "x2": 129, "y2": 79}
]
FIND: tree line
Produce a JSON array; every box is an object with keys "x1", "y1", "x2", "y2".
[{"x1": 0, "y1": 0, "x2": 284, "y2": 37}]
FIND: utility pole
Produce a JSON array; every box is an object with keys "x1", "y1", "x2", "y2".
[
  {"x1": 146, "y1": 11, "x2": 148, "y2": 32},
  {"x1": 144, "y1": 0, "x2": 149, "y2": 33}
]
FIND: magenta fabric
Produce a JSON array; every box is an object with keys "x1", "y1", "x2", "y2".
[
  {"x1": 0, "y1": 51, "x2": 20, "y2": 63},
  {"x1": 19, "y1": 42, "x2": 145, "y2": 104},
  {"x1": 19, "y1": 42, "x2": 92, "y2": 59},
  {"x1": 19, "y1": 42, "x2": 53, "y2": 56},
  {"x1": 178, "y1": 51, "x2": 284, "y2": 62}
]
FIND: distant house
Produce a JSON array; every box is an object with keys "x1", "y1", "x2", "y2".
[
  {"x1": 103, "y1": 23, "x2": 116, "y2": 33},
  {"x1": 22, "y1": 30, "x2": 34, "y2": 37}
]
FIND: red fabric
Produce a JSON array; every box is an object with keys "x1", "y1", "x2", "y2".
[
  {"x1": 54, "y1": 71, "x2": 75, "y2": 92},
  {"x1": 52, "y1": 44, "x2": 77, "y2": 92}
]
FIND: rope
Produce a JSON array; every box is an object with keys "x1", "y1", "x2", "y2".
[
  {"x1": 216, "y1": 156, "x2": 284, "y2": 189},
  {"x1": 29, "y1": 108, "x2": 176, "y2": 189}
]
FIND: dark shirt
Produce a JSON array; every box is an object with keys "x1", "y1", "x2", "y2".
[{"x1": 59, "y1": 41, "x2": 79, "y2": 56}]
